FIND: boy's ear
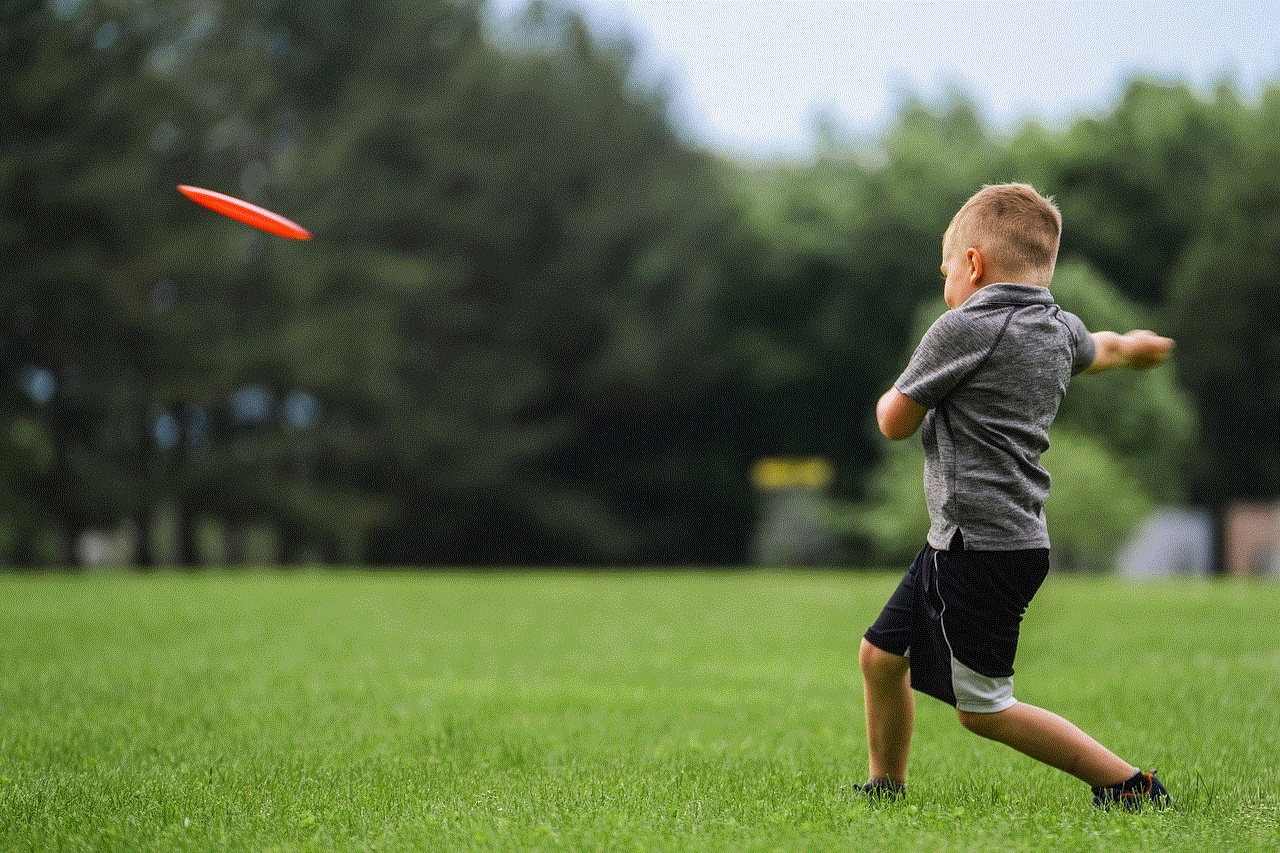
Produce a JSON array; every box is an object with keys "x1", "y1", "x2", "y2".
[{"x1": 966, "y1": 247, "x2": 985, "y2": 286}]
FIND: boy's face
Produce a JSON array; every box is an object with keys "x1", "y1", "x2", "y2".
[{"x1": 940, "y1": 228, "x2": 981, "y2": 309}]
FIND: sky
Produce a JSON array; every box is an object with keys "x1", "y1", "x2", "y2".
[{"x1": 488, "y1": 0, "x2": 1280, "y2": 159}]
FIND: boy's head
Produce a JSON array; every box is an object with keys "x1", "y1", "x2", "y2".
[{"x1": 941, "y1": 183, "x2": 1061, "y2": 308}]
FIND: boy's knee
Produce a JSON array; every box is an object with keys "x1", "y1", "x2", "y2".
[
  {"x1": 955, "y1": 708, "x2": 985, "y2": 733},
  {"x1": 956, "y1": 707, "x2": 1009, "y2": 735},
  {"x1": 859, "y1": 638, "x2": 908, "y2": 684}
]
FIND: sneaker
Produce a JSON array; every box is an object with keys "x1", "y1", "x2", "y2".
[
  {"x1": 1091, "y1": 770, "x2": 1172, "y2": 811},
  {"x1": 859, "y1": 777, "x2": 906, "y2": 801}
]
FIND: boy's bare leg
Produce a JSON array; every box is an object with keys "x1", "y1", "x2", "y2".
[
  {"x1": 956, "y1": 702, "x2": 1136, "y2": 787},
  {"x1": 859, "y1": 638, "x2": 913, "y2": 783}
]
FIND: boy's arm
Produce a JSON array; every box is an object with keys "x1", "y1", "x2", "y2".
[
  {"x1": 877, "y1": 387, "x2": 927, "y2": 440},
  {"x1": 1084, "y1": 330, "x2": 1174, "y2": 374}
]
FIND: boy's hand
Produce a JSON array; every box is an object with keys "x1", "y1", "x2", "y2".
[
  {"x1": 1086, "y1": 330, "x2": 1174, "y2": 374},
  {"x1": 1123, "y1": 330, "x2": 1174, "y2": 369}
]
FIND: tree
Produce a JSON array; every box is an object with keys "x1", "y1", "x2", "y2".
[
  {"x1": 1166, "y1": 85, "x2": 1280, "y2": 505},
  {"x1": 1040, "y1": 79, "x2": 1248, "y2": 307},
  {"x1": 0, "y1": 0, "x2": 395, "y2": 565},
  {"x1": 715, "y1": 90, "x2": 1016, "y2": 510},
  {"x1": 265, "y1": 2, "x2": 741, "y2": 564},
  {"x1": 1049, "y1": 261, "x2": 1195, "y2": 501},
  {"x1": 1, "y1": 0, "x2": 167, "y2": 563}
]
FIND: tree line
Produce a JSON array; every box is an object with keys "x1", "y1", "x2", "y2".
[{"x1": 2, "y1": 0, "x2": 1276, "y2": 568}]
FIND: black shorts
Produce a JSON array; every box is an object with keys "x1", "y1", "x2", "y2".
[{"x1": 864, "y1": 535, "x2": 1049, "y2": 712}]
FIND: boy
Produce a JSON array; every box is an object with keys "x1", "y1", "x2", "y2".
[{"x1": 859, "y1": 183, "x2": 1175, "y2": 809}]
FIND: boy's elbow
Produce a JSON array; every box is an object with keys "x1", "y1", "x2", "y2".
[
  {"x1": 876, "y1": 389, "x2": 926, "y2": 440},
  {"x1": 878, "y1": 417, "x2": 913, "y2": 441}
]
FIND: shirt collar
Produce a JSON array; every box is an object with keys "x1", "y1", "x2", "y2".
[{"x1": 962, "y1": 282, "x2": 1054, "y2": 308}]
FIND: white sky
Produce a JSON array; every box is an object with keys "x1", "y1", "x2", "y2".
[{"x1": 488, "y1": 0, "x2": 1280, "y2": 159}]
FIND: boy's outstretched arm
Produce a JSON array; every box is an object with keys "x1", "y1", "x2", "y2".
[
  {"x1": 1084, "y1": 330, "x2": 1175, "y2": 374},
  {"x1": 877, "y1": 388, "x2": 927, "y2": 440}
]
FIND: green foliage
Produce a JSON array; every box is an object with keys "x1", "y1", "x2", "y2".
[
  {"x1": 3, "y1": 0, "x2": 742, "y2": 565},
  {"x1": 829, "y1": 437, "x2": 928, "y2": 564},
  {"x1": 716, "y1": 91, "x2": 1013, "y2": 498},
  {"x1": 274, "y1": 2, "x2": 739, "y2": 563},
  {"x1": 1040, "y1": 79, "x2": 1248, "y2": 306},
  {"x1": 1, "y1": 2, "x2": 1274, "y2": 566},
  {"x1": 1, "y1": 0, "x2": 168, "y2": 560},
  {"x1": 1041, "y1": 429, "x2": 1154, "y2": 572},
  {"x1": 1165, "y1": 87, "x2": 1280, "y2": 502},
  {"x1": 1050, "y1": 261, "x2": 1195, "y2": 501}
]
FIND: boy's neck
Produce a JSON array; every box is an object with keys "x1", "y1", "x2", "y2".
[{"x1": 978, "y1": 272, "x2": 1051, "y2": 289}]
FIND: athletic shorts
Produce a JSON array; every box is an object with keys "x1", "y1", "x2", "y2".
[{"x1": 864, "y1": 534, "x2": 1049, "y2": 713}]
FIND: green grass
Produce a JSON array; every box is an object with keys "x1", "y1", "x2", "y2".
[{"x1": 1, "y1": 570, "x2": 1277, "y2": 852}]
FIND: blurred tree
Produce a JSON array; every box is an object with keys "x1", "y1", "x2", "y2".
[
  {"x1": 4, "y1": 0, "x2": 1272, "y2": 570},
  {"x1": 1040, "y1": 429, "x2": 1154, "y2": 573},
  {"x1": 715, "y1": 91, "x2": 1010, "y2": 508},
  {"x1": 1, "y1": 0, "x2": 163, "y2": 563},
  {"x1": 1166, "y1": 85, "x2": 1280, "y2": 507},
  {"x1": 1050, "y1": 260, "x2": 1195, "y2": 500},
  {"x1": 147, "y1": 0, "x2": 399, "y2": 563},
  {"x1": 1, "y1": 0, "x2": 741, "y2": 566},
  {"x1": 1040, "y1": 79, "x2": 1247, "y2": 307},
  {"x1": 0, "y1": 0, "x2": 388, "y2": 565},
  {"x1": 264, "y1": 1, "x2": 739, "y2": 564}
]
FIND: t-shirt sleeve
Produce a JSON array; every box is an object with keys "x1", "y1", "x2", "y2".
[
  {"x1": 894, "y1": 310, "x2": 995, "y2": 409},
  {"x1": 1062, "y1": 310, "x2": 1096, "y2": 375}
]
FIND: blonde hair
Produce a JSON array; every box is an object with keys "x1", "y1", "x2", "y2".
[{"x1": 946, "y1": 183, "x2": 1061, "y2": 279}]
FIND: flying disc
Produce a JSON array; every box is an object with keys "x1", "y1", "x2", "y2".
[{"x1": 177, "y1": 184, "x2": 312, "y2": 240}]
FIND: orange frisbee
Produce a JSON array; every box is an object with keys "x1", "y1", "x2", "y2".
[{"x1": 177, "y1": 184, "x2": 312, "y2": 240}]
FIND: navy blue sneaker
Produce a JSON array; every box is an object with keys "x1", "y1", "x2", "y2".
[{"x1": 1092, "y1": 771, "x2": 1172, "y2": 810}]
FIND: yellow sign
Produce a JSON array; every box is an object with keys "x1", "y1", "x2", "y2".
[{"x1": 751, "y1": 457, "x2": 833, "y2": 490}]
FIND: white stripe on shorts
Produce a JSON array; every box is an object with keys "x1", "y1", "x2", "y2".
[{"x1": 950, "y1": 657, "x2": 1017, "y2": 713}]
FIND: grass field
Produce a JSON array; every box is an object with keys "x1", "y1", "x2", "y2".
[{"x1": 2, "y1": 570, "x2": 1277, "y2": 852}]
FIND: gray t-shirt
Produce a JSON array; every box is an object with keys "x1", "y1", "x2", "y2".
[{"x1": 895, "y1": 283, "x2": 1096, "y2": 551}]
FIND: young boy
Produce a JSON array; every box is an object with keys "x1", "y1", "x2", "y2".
[{"x1": 860, "y1": 183, "x2": 1175, "y2": 809}]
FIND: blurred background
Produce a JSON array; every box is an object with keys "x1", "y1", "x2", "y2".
[{"x1": 2, "y1": 0, "x2": 1277, "y2": 575}]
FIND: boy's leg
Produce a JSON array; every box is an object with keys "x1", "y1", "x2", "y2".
[
  {"x1": 859, "y1": 638, "x2": 913, "y2": 784},
  {"x1": 955, "y1": 702, "x2": 1135, "y2": 787}
]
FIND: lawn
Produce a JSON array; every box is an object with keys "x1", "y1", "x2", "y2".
[{"x1": 1, "y1": 570, "x2": 1276, "y2": 852}]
